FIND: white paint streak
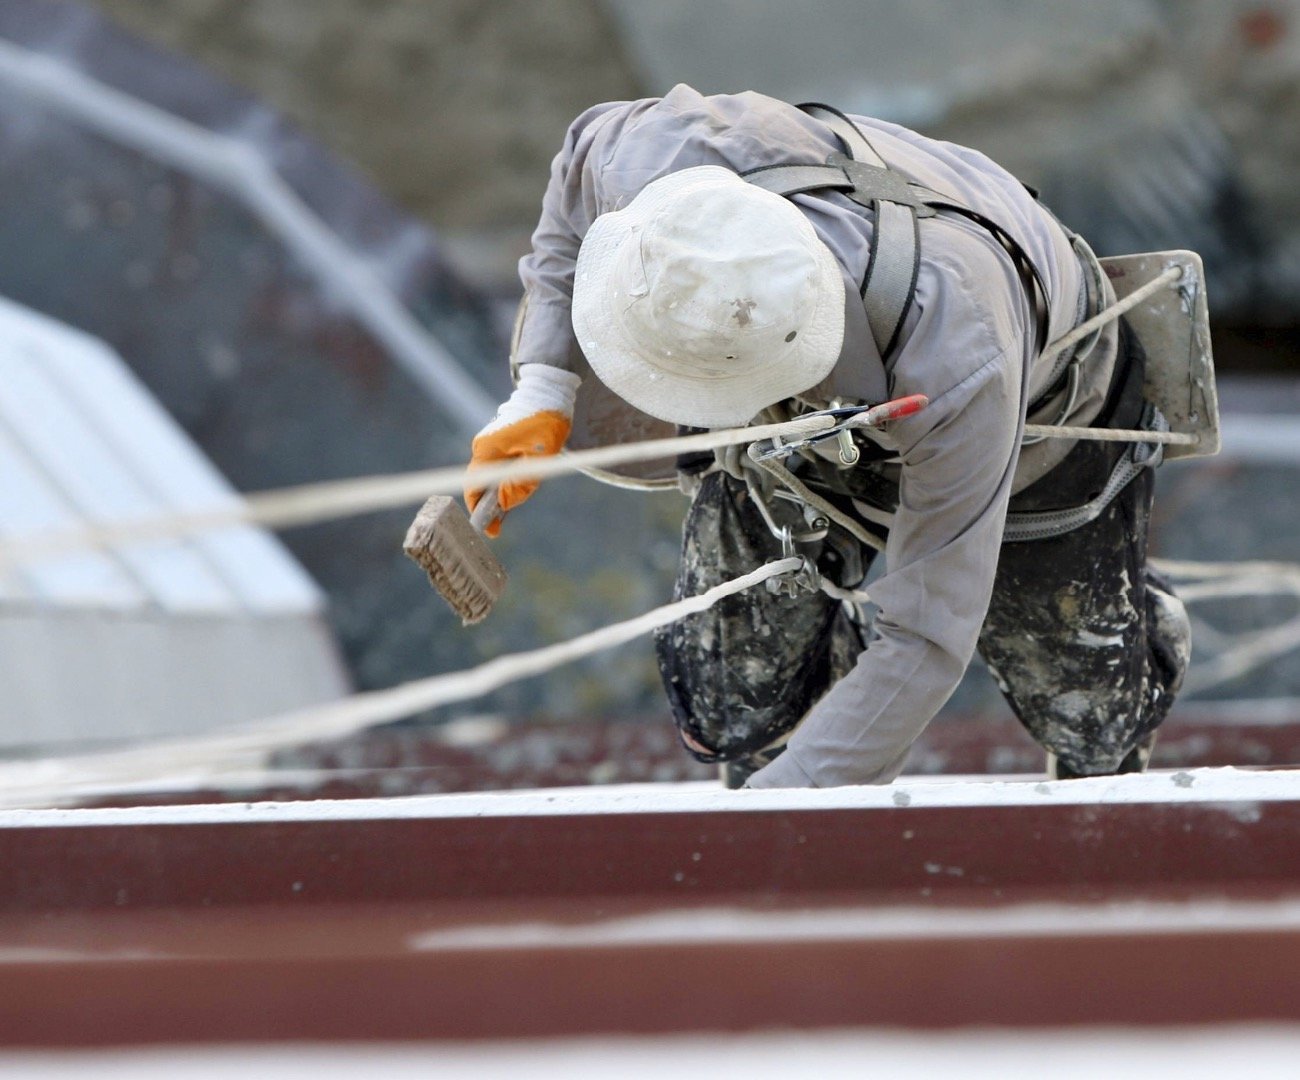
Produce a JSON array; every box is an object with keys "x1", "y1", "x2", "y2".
[
  {"x1": 0, "y1": 766, "x2": 1297, "y2": 830},
  {"x1": 1076, "y1": 630, "x2": 1125, "y2": 648},
  {"x1": 407, "y1": 897, "x2": 1300, "y2": 952},
  {"x1": 0, "y1": 947, "x2": 163, "y2": 965}
]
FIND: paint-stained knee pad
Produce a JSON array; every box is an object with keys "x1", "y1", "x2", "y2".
[{"x1": 655, "y1": 471, "x2": 863, "y2": 763}]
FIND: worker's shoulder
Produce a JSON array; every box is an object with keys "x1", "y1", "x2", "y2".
[
  {"x1": 566, "y1": 85, "x2": 730, "y2": 147},
  {"x1": 886, "y1": 228, "x2": 1026, "y2": 416},
  {"x1": 914, "y1": 219, "x2": 1029, "y2": 354},
  {"x1": 559, "y1": 98, "x2": 644, "y2": 151}
]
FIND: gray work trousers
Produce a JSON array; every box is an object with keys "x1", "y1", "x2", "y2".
[{"x1": 654, "y1": 334, "x2": 1189, "y2": 780}]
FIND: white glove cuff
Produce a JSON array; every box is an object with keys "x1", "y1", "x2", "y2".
[{"x1": 488, "y1": 364, "x2": 582, "y2": 430}]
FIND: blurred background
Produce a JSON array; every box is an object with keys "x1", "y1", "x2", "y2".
[{"x1": 2, "y1": 0, "x2": 1299, "y2": 798}]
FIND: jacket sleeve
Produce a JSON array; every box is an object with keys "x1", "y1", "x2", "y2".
[
  {"x1": 512, "y1": 102, "x2": 626, "y2": 372},
  {"x1": 747, "y1": 235, "x2": 1030, "y2": 788}
]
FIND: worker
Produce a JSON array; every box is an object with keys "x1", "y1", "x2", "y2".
[{"x1": 465, "y1": 84, "x2": 1191, "y2": 788}]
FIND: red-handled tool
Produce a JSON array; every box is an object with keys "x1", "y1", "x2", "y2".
[
  {"x1": 858, "y1": 393, "x2": 929, "y2": 427},
  {"x1": 749, "y1": 393, "x2": 931, "y2": 463}
]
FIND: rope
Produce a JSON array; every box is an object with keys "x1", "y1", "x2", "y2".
[
  {"x1": 1151, "y1": 558, "x2": 1300, "y2": 592},
  {"x1": 747, "y1": 449, "x2": 887, "y2": 554},
  {"x1": 1038, "y1": 265, "x2": 1182, "y2": 364},
  {"x1": 1184, "y1": 616, "x2": 1300, "y2": 696},
  {"x1": 0, "y1": 557, "x2": 802, "y2": 809},
  {"x1": 1024, "y1": 424, "x2": 1197, "y2": 445},
  {"x1": 819, "y1": 579, "x2": 874, "y2": 604},
  {"x1": 1152, "y1": 558, "x2": 1300, "y2": 696},
  {"x1": 0, "y1": 411, "x2": 1197, "y2": 571},
  {"x1": 8, "y1": 553, "x2": 1298, "y2": 808},
  {"x1": 0, "y1": 414, "x2": 837, "y2": 569},
  {"x1": 0, "y1": 264, "x2": 1201, "y2": 569}
]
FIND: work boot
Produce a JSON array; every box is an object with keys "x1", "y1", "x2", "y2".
[
  {"x1": 719, "y1": 735, "x2": 791, "y2": 789},
  {"x1": 1046, "y1": 733, "x2": 1157, "y2": 780},
  {"x1": 720, "y1": 758, "x2": 760, "y2": 789}
]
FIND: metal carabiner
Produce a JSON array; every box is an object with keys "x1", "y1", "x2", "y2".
[
  {"x1": 750, "y1": 394, "x2": 928, "y2": 462},
  {"x1": 765, "y1": 525, "x2": 824, "y2": 598}
]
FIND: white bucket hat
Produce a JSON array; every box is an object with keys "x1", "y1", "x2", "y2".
[{"x1": 571, "y1": 165, "x2": 846, "y2": 429}]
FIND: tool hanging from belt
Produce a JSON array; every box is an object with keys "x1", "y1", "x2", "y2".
[
  {"x1": 734, "y1": 395, "x2": 929, "y2": 597},
  {"x1": 741, "y1": 102, "x2": 1052, "y2": 365}
]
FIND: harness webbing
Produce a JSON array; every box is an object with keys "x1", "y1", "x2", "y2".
[{"x1": 741, "y1": 103, "x2": 1051, "y2": 365}]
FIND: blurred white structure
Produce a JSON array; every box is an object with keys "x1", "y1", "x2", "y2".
[{"x1": 0, "y1": 296, "x2": 350, "y2": 751}]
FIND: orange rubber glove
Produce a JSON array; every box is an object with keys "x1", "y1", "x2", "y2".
[{"x1": 465, "y1": 364, "x2": 581, "y2": 537}]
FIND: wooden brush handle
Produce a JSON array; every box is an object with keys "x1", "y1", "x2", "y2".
[{"x1": 469, "y1": 489, "x2": 500, "y2": 534}]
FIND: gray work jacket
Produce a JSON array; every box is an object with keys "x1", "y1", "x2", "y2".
[{"x1": 515, "y1": 84, "x2": 1117, "y2": 788}]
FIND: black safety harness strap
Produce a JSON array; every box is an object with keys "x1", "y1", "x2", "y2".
[{"x1": 741, "y1": 102, "x2": 1051, "y2": 367}]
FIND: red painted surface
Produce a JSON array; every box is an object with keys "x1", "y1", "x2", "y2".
[
  {"x1": 1, "y1": 796, "x2": 1300, "y2": 1044},
  {"x1": 1, "y1": 801, "x2": 1294, "y2": 913},
  {"x1": 5, "y1": 709, "x2": 1300, "y2": 1046},
  {"x1": 6, "y1": 931, "x2": 1300, "y2": 1046}
]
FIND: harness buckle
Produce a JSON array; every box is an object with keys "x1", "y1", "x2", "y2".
[{"x1": 830, "y1": 153, "x2": 938, "y2": 217}]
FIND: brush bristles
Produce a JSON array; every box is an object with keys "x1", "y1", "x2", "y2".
[
  {"x1": 415, "y1": 553, "x2": 499, "y2": 625},
  {"x1": 404, "y1": 496, "x2": 508, "y2": 625}
]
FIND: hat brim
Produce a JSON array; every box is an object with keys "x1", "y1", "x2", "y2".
[{"x1": 571, "y1": 167, "x2": 846, "y2": 429}]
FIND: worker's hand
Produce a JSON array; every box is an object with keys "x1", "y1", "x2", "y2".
[{"x1": 466, "y1": 363, "x2": 581, "y2": 537}]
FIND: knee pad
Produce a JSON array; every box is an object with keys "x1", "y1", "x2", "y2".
[{"x1": 673, "y1": 716, "x2": 796, "y2": 765}]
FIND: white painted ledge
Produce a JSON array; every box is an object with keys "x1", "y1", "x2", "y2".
[{"x1": 1, "y1": 765, "x2": 1296, "y2": 829}]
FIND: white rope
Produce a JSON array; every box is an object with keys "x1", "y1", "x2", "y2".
[
  {"x1": 1027, "y1": 264, "x2": 1193, "y2": 447},
  {"x1": 0, "y1": 410, "x2": 1197, "y2": 570},
  {"x1": 0, "y1": 557, "x2": 802, "y2": 809},
  {"x1": 1183, "y1": 616, "x2": 1300, "y2": 696},
  {"x1": 748, "y1": 451, "x2": 886, "y2": 553},
  {"x1": 0, "y1": 263, "x2": 1199, "y2": 567},
  {"x1": 1023, "y1": 424, "x2": 1198, "y2": 445},
  {"x1": 1038, "y1": 265, "x2": 1182, "y2": 364},
  {"x1": 1154, "y1": 561, "x2": 1300, "y2": 595},
  {"x1": 819, "y1": 580, "x2": 874, "y2": 605},
  {"x1": 0, "y1": 414, "x2": 837, "y2": 569},
  {"x1": 1152, "y1": 558, "x2": 1300, "y2": 696},
  {"x1": 10, "y1": 552, "x2": 1300, "y2": 808}
]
